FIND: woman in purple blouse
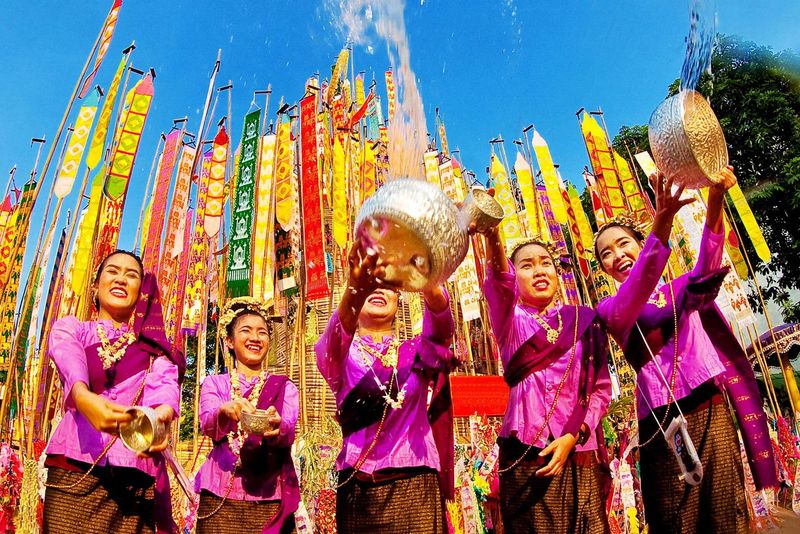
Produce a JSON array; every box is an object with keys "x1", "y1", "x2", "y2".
[
  {"x1": 195, "y1": 297, "x2": 299, "y2": 534},
  {"x1": 595, "y1": 166, "x2": 777, "y2": 533},
  {"x1": 43, "y1": 250, "x2": 184, "y2": 534},
  {"x1": 475, "y1": 175, "x2": 687, "y2": 533},
  {"x1": 315, "y1": 239, "x2": 457, "y2": 533}
]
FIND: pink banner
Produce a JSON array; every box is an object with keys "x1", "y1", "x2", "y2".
[{"x1": 143, "y1": 129, "x2": 181, "y2": 273}]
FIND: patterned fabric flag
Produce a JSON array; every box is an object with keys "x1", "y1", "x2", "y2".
[
  {"x1": 104, "y1": 74, "x2": 154, "y2": 200},
  {"x1": 423, "y1": 150, "x2": 441, "y2": 188},
  {"x1": 361, "y1": 141, "x2": 378, "y2": 201},
  {"x1": 438, "y1": 120, "x2": 450, "y2": 156},
  {"x1": 567, "y1": 185, "x2": 594, "y2": 252},
  {"x1": 299, "y1": 94, "x2": 329, "y2": 300},
  {"x1": 531, "y1": 130, "x2": 568, "y2": 224},
  {"x1": 614, "y1": 150, "x2": 651, "y2": 221},
  {"x1": 366, "y1": 94, "x2": 381, "y2": 141},
  {"x1": 455, "y1": 243, "x2": 482, "y2": 322},
  {"x1": 355, "y1": 72, "x2": 366, "y2": 108},
  {"x1": 327, "y1": 48, "x2": 349, "y2": 104},
  {"x1": 581, "y1": 113, "x2": 626, "y2": 217},
  {"x1": 252, "y1": 134, "x2": 276, "y2": 304},
  {"x1": 227, "y1": 108, "x2": 261, "y2": 297},
  {"x1": 385, "y1": 70, "x2": 396, "y2": 124},
  {"x1": 728, "y1": 183, "x2": 770, "y2": 262},
  {"x1": 332, "y1": 136, "x2": 348, "y2": 248},
  {"x1": 166, "y1": 207, "x2": 193, "y2": 341},
  {"x1": 71, "y1": 172, "x2": 104, "y2": 300},
  {"x1": 275, "y1": 227, "x2": 297, "y2": 296},
  {"x1": 204, "y1": 126, "x2": 228, "y2": 238},
  {"x1": 142, "y1": 129, "x2": 181, "y2": 272},
  {"x1": 513, "y1": 151, "x2": 540, "y2": 236},
  {"x1": 94, "y1": 197, "x2": 124, "y2": 270},
  {"x1": 86, "y1": 55, "x2": 126, "y2": 170},
  {"x1": 274, "y1": 119, "x2": 296, "y2": 230},
  {"x1": 439, "y1": 159, "x2": 463, "y2": 203},
  {"x1": 79, "y1": 0, "x2": 122, "y2": 98},
  {"x1": 537, "y1": 184, "x2": 579, "y2": 304},
  {"x1": 40, "y1": 228, "x2": 67, "y2": 342},
  {"x1": 561, "y1": 186, "x2": 591, "y2": 279},
  {"x1": 183, "y1": 151, "x2": 212, "y2": 334},
  {"x1": 490, "y1": 154, "x2": 523, "y2": 242},
  {"x1": 55, "y1": 89, "x2": 100, "y2": 198},
  {"x1": 159, "y1": 145, "x2": 195, "y2": 293}
]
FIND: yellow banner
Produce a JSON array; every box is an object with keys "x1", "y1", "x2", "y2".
[
  {"x1": 327, "y1": 48, "x2": 349, "y2": 104},
  {"x1": 581, "y1": 114, "x2": 626, "y2": 216},
  {"x1": 424, "y1": 150, "x2": 441, "y2": 188},
  {"x1": 332, "y1": 136, "x2": 348, "y2": 248},
  {"x1": 490, "y1": 154, "x2": 523, "y2": 242},
  {"x1": 55, "y1": 89, "x2": 99, "y2": 198},
  {"x1": 513, "y1": 151, "x2": 539, "y2": 235},
  {"x1": 86, "y1": 56, "x2": 125, "y2": 170},
  {"x1": 361, "y1": 141, "x2": 377, "y2": 201},
  {"x1": 728, "y1": 183, "x2": 770, "y2": 263},
  {"x1": 531, "y1": 130, "x2": 568, "y2": 224},
  {"x1": 274, "y1": 120, "x2": 296, "y2": 230},
  {"x1": 568, "y1": 185, "x2": 594, "y2": 252},
  {"x1": 614, "y1": 150, "x2": 650, "y2": 220},
  {"x1": 253, "y1": 134, "x2": 276, "y2": 304},
  {"x1": 71, "y1": 172, "x2": 104, "y2": 300}
]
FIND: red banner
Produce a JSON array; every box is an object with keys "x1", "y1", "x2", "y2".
[
  {"x1": 300, "y1": 94, "x2": 329, "y2": 300},
  {"x1": 450, "y1": 376, "x2": 509, "y2": 417},
  {"x1": 143, "y1": 129, "x2": 181, "y2": 273}
]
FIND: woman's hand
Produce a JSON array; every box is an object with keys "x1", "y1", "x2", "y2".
[
  {"x1": 705, "y1": 165, "x2": 737, "y2": 233},
  {"x1": 139, "y1": 404, "x2": 175, "y2": 457},
  {"x1": 710, "y1": 165, "x2": 737, "y2": 195},
  {"x1": 72, "y1": 382, "x2": 133, "y2": 434},
  {"x1": 535, "y1": 433, "x2": 578, "y2": 478},
  {"x1": 650, "y1": 172, "x2": 695, "y2": 245},
  {"x1": 220, "y1": 398, "x2": 256, "y2": 423},
  {"x1": 262, "y1": 406, "x2": 282, "y2": 440}
]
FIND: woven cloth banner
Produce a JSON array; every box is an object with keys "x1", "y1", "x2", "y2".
[
  {"x1": 274, "y1": 119, "x2": 296, "y2": 230},
  {"x1": 94, "y1": 197, "x2": 124, "y2": 270},
  {"x1": 158, "y1": 145, "x2": 195, "y2": 293},
  {"x1": 166, "y1": 207, "x2": 193, "y2": 341},
  {"x1": 55, "y1": 89, "x2": 100, "y2": 198},
  {"x1": 455, "y1": 243, "x2": 482, "y2": 322},
  {"x1": 105, "y1": 74, "x2": 153, "y2": 200},
  {"x1": 0, "y1": 181, "x2": 36, "y2": 295},
  {"x1": 355, "y1": 72, "x2": 366, "y2": 108},
  {"x1": 438, "y1": 121, "x2": 450, "y2": 157},
  {"x1": 275, "y1": 227, "x2": 297, "y2": 296},
  {"x1": 252, "y1": 134, "x2": 276, "y2": 303},
  {"x1": 423, "y1": 150, "x2": 441, "y2": 188},
  {"x1": 143, "y1": 129, "x2": 181, "y2": 272},
  {"x1": 490, "y1": 154, "x2": 523, "y2": 242},
  {"x1": 537, "y1": 184, "x2": 579, "y2": 305},
  {"x1": 568, "y1": 183, "x2": 595, "y2": 253},
  {"x1": 366, "y1": 94, "x2": 381, "y2": 141},
  {"x1": 86, "y1": 55, "x2": 126, "y2": 170},
  {"x1": 79, "y1": 0, "x2": 122, "y2": 99},
  {"x1": 439, "y1": 159, "x2": 463, "y2": 203},
  {"x1": 385, "y1": 70, "x2": 396, "y2": 124},
  {"x1": 227, "y1": 108, "x2": 260, "y2": 297},
  {"x1": 561, "y1": 187, "x2": 590, "y2": 279},
  {"x1": 332, "y1": 136, "x2": 348, "y2": 248},
  {"x1": 299, "y1": 94, "x2": 329, "y2": 300},
  {"x1": 361, "y1": 141, "x2": 378, "y2": 202},
  {"x1": 581, "y1": 114, "x2": 626, "y2": 217},
  {"x1": 728, "y1": 183, "x2": 770, "y2": 262},
  {"x1": 182, "y1": 150, "x2": 212, "y2": 334},
  {"x1": 204, "y1": 126, "x2": 228, "y2": 237},
  {"x1": 531, "y1": 130, "x2": 568, "y2": 224},
  {"x1": 71, "y1": 171, "x2": 104, "y2": 299},
  {"x1": 327, "y1": 48, "x2": 349, "y2": 104},
  {"x1": 614, "y1": 150, "x2": 651, "y2": 221},
  {"x1": 513, "y1": 151, "x2": 541, "y2": 236}
]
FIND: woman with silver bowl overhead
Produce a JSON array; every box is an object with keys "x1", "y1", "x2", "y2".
[
  {"x1": 194, "y1": 297, "x2": 299, "y2": 534},
  {"x1": 43, "y1": 250, "x2": 184, "y2": 534},
  {"x1": 594, "y1": 166, "x2": 777, "y2": 533},
  {"x1": 472, "y1": 174, "x2": 688, "y2": 534},
  {"x1": 315, "y1": 237, "x2": 458, "y2": 533}
]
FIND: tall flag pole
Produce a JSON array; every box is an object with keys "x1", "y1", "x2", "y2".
[{"x1": 78, "y1": 0, "x2": 123, "y2": 98}]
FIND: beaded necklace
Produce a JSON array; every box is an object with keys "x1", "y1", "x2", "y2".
[
  {"x1": 522, "y1": 304, "x2": 563, "y2": 344},
  {"x1": 227, "y1": 367, "x2": 269, "y2": 458},
  {"x1": 96, "y1": 322, "x2": 136, "y2": 369},
  {"x1": 354, "y1": 334, "x2": 407, "y2": 410}
]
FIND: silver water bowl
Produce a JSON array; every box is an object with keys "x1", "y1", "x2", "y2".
[
  {"x1": 240, "y1": 409, "x2": 275, "y2": 435},
  {"x1": 355, "y1": 178, "x2": 502, "y2": 291},
  {"x1": 649, "y1": 90, "x2": 728, "y2": 189},
  {"x1": 119, "y1": 406, "x2": 168, "y2": 453}
]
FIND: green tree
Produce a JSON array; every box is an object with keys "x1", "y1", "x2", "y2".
[{"x1": 614, "y1": 35, "x2": 800, "y2": 320}]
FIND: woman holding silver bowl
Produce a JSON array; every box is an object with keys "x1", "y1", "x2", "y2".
[
  {"x1": 315, "y1": 238, "x2": 458, "y2": 533},
  {"x1": 43, "y1": 250, "x2": 184, "y2": 533},
  {"x1": 194, "y1": 296, "x2": 299, "y2": 534}
]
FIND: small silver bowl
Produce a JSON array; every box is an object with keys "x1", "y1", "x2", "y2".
[
  {"x1": 240, "y1": 409, "x2": 275, "y2": 435},
  {"x1": 119, "y1": 406, "x2": 168, "y2": 453}
]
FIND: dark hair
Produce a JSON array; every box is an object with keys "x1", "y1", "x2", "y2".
[
  {"x1": 510, "y1": 239, "x2": 555, "y2": 266},
  {"x1": 225, "y1": 304, "x2": 271, "y2": 339},
  {"x1": 593, "y1": 224, "x2": 645, "y2": 271},
  {"x1": 93, "y1": 250, "x2": 145, "y2": 310}
]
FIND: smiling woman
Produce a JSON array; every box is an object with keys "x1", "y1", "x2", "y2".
[
  {"x1": 194, "y1": 296, "x2": 299, "y2": 534},
  {"x1": 42, "y1": 249, "x2": 184, "y2": 534}
]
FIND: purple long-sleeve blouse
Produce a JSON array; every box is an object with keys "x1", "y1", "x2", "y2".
[
  {"x1": 486, "y1": 234, "x2": 672, "y2": 449},
  {"x1": 45, "y1": 317, "x2": 180, "y2": 477},
  {"x1": 315, "y1": 300, "x2": 454, "y2": 474},
  {"x1": 194, "y1": 373, "x2": 299, "y2": 500}
]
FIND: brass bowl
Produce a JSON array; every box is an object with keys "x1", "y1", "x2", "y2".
[
  {"x1": 240, "y1": 409, "x2": 275, "y2": 435},
  {"x1": 648, "y1": 90, "x2": 728, "y2": 189},
  {"x1": 119, "y1": 407, "x2": 168, "y2": 452}
]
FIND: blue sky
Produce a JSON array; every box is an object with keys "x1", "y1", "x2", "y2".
[{"x1": 1, "y1": 0, "x2": 798, "y2": 280}]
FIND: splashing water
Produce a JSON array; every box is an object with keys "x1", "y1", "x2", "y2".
[
  {"x1": 327, "y1": 0, "x2": 427, "y2": 180},
  {"x1": 680, "y1": 0, "x2": 717, "y2": 91}
]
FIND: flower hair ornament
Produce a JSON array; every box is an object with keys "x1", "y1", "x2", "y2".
[
  {"x1": 506, "y1": 236, "x2": 571, "y2": 273},
  {"x1": 593, "y1": 212, "x2": 651, "y2": 247},
  {"x1": 217, "y1": 296, "x2": 282, "y2": 335}
]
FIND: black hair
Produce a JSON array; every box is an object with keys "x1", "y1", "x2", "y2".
[
  {"x1": 93, "y1": 250, "x2": 144, "y2": 310},
  {"x1": 510, "y1": 239, "x2": 555, "y2": 266},
  {"x1": 593, "y1": 223, "x2": 646, "y2": 271}
]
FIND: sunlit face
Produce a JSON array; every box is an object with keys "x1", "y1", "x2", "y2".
[
  {"x1": 226, "y1": 313, "x2": 270, "y2": 369},
  {"x1": 596, "y1": 226, "x2": 644, "y2": 283},
  {"x1": 359, "y1": 288, "x2": 399, "y2": 325},
  {"x1": 513, "y1": 244, "x2": 559, "y2": 309},
  {"x1": 94, "y1": 253, "x2": 142, "y2": 319}
]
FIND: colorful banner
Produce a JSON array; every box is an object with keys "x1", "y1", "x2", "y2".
[
  {"x1": 275, "y1": 227, "x2": 297, "y2": 296},
  {"x1": 538, "y1": 184, "x2": 579, "y2": 304},
  {"x1": 159, "y1": 145, "x2": 195, "y2": 294},
  {"x1": 614, "y1": 150, "x2": 651, "y2": 220},
  {"x1": 327, "y1": 48, "x2": 349, "y2": 104},
  {"x1": 86, "y1": 55, "x2": 126, "y2": 170},
  {"x1": 274, "y1": 119, "x2": 296, "y2": 230},
  {"x1": 299, "y1": 94, "x2": 330, "y2": 300},
  {"x1": 561, "y1": 186, "x2": 590, "y2": 279},
  {"x1": 455, "y1": 243, "x2": 482, "y2": 322},
  {"x1": 728, "y1": 183, "x2": 770, "y2": 263},
  {"x1": 355, "y1": 72, "x2": 366, "y2": 108},
  {"x1": 204, "y1": 125, "x2": 228, "y2": 238},
  {"x1": 79, "y1": 0, "x2": 122, "y2": 98},
  {"x1": 438, "y1": 120, "x2": 450, "y2": 157},
  {"x1": 439, "y1": 158, "x2": 463, "y2": 203},
  {"x1": 0, "y1": 181, "x2": 36, "y2": 295},
  {"x1": 531, "y1": 130, "x2": 568, "y2": 224},
  {"x1": 167, "y1": 207, "x2": 193, "y2": 341},
  {"x1": 227, "y1": 108, "x2": 261, "y2": 298},
  {"x1": 385, "y1": 70, "x2": 396, "y2": 125},
  {"x1": 581, "y1": 113, "x2": 626, "y2": 217},
  {"x1": 361, "y1": 141, "x2": 378, "y2": 201},
  {"x1": 332, "y1": 136, "x2": 348, "y2": 248},
  {"x1": 490, "y1": 154, "x2": 523, "y2": 242},
  {"x1": 142, "y1": 129, "x2": 181, "y2": 272},
  {"x1": 70, "y1": 172, "x2": 104, "y2": 301},
  {"x1": 513, "y1": 151, "x2": 540, "y2": 236},
  {"x1": 567, "y1": 184, "x2": 594, "y2": 253},
  {"x1": 423, "y1": 150, "x2": 441, "y2": 188},
  {"x1": 183, "y1": 151, "x2": 212, "y2": 334},
  {"x1": 55, "y1": 89, "x2": 100, "y2": 198},
  {"x1": 252, "y1": 134, "x2": 276, "y2": 304}
]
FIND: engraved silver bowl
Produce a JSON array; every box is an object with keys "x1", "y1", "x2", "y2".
[
  {"x1": 649, "y1": 90, "x2": 728, "y2": 189},
  {"x1": 120, "y1": 406, "x2": 168, "y2": 453},
  {"x1": 240, "y1": 409, "x2": 275, "y2": 435},
  {"x1": 355, "y1": 178, "x2": 502, "y2": 291}
]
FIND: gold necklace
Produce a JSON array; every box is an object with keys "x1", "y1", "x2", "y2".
[
  {"x1": 227, "y1": 368, "x2": 269, "y2": 457},
  {"x1": 523, "y1": 305, "x2": 563, "y2": 344},
  {"x1": 96, "y1": 323, "x2": 136, "y2": 369},
  {"x1": 647, "y1": 286, "x2": 667, "y2": 308},
  {"x1": 355, "y1": 334, "x2": 400, "y2": 368},
  {"x1": 354, "y1": 334, "x2": 407, "y2": 410}
]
